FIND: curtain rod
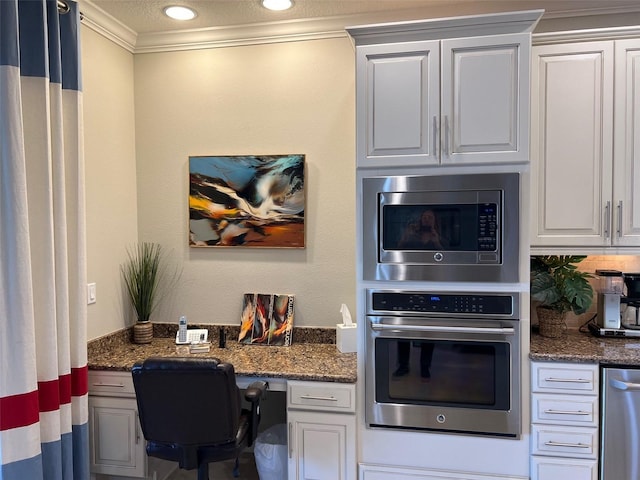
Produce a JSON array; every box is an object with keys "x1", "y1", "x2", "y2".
[{"x1": 57, "y1": 0, "x2": 70, "y2": 14}]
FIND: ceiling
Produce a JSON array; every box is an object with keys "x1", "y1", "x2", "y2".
[{"x1": 85, "y1": 0, "x2": 640, "y2": 35}]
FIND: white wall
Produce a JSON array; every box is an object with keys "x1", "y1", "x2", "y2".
[
  {"x1": 132, "y1": 37, "x2": 356, "y2": 328},
  {"x1": 82, "y1": 26, "x2": 138, "y2": 339}
]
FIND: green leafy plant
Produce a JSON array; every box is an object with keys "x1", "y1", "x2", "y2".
[
  {"x1": 531, "y1": 256, "x2": 594, "y2": 315},
  {"x1": 121, "y1": 242, "x2": 166, "y2": 323}
]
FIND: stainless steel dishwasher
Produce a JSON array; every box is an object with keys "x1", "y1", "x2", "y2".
[{"x1": 601, "y1": 367, "x2": 640, "y2": 479}]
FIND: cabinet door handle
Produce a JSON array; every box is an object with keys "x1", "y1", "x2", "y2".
[
  {"x1": 288, "y1": 422, "x2": 293, "y2": 458},
  {"x1": 544, "y1": 409, "x2": 591, "y2": 416},
  {"x1": 444, "y1": 115, "x2": 450, "y2": 158},
  {"x1": 432, "y1": 115, "x2": 438, "y2": 157},
  {"x1": 617, "y1": 200, "x2": 623, "y2": 238},
  {"x1": 544, "y1": 440, "x2": 590, "y2": 449},
  {"x1": 544, "y1": 377, "x2": 591, "y2": 384},
  {"x1": 299, "y1": 394, "x2": 337, "y2": 402},
  {"x1": 604, "y1": 201, "x2": 611, "y2": 238}
]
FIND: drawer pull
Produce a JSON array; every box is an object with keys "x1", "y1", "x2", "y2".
[
  {"x1": 92, "y1": 382, "x2": 124, "y2": 388},
  {"x1": 544, "y1": 440, "x2": 590, "y2": 449},
  {"x1": 544, "y1": 409, "x2": 591, "y2": 416},
  {"x1": 544, "y1": 377, "x2": 591, "y2": 384},
  {"x1": 300, "y1": 394, "x2": 337, "y2": 402}
]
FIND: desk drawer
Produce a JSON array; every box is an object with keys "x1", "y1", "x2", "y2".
[
  {"x1": 287, "y1": 380, "x2": 355, "y2": 413},
  {"x1": 88, "y1": 371, "x2": 135, "y2": 397}
]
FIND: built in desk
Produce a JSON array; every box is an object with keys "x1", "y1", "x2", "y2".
[{"x1": 87, "y1": 327, "x2": 358, "y2": 480}]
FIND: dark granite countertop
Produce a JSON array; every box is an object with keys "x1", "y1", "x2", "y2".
[
  {"x1": 88, "y1": 326, "x2": 357, "y2": 383},
  {"x1": 530, "y1": 328, "x2": 640, "y2": 366}
]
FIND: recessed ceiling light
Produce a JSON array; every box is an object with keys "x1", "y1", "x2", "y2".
[
  {"x1": 262, "y1": 0, "x2": 293, "y2": 11},
  {"x1": 163, "y1": 5, "x2": 197, "y2": 21}
]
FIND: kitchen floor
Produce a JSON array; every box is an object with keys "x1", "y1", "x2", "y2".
[{"x1": 166, "y1": 453, "x2": 259, "y2": 480}]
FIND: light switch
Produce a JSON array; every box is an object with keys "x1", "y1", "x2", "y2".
[{"x1": 87, "y1": 283, "x2": 96, "y2": 304}]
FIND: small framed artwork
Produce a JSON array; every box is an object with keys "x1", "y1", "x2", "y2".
[{"x1": 189, "y1": 154, "x2": 305, "y2": 247}]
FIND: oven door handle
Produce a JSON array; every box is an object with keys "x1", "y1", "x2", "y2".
[{"x1": 370, "y1": 324, "x2": 515, "y2": 335}]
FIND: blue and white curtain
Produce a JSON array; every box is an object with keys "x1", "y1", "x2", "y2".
[{"x1": 0, "y1": 0, "x2": 88, "y2": 479}]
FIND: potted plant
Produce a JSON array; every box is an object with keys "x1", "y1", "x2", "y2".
[
  {"x1": 531, "y1": 256, "x2": 594, "y2": 337},
  {"x1": 121, "y1": 242, "x2": 168, "y2": 343}
]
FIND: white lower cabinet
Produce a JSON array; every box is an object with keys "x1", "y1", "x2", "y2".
[
  {"x1": 88, "y1": 370, "x2": 174, "y2": 480},
  {"x1": 530, "y1": 457, "x2": 597, "y2": 480},
  {"x1": 530, "y1": 362, "x2": 599, "y2": 480},
  {"x1": 89, "y1": 395, "x2": 145, "y2": 478},
  {"x1": 359, "y1": 464, "x2": 527, "y2": 479},
  {"x1": 287, "y1": 380, "x2": 356, "y2": 480}
]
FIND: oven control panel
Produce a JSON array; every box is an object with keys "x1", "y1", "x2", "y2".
[{"x1": 369, "y1": 291, "x2": 514, "y2": 316}]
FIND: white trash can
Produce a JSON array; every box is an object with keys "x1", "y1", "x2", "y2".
[{"x1": 254, "y1": 423, "x2": 288, "y2": 480}]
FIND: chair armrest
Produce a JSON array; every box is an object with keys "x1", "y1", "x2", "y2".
[
  {"x1": 244, "y1": 381, "x2": 267, "y2": 446},
  {"x1": 244, "y1": 381, "x2": 267, "y2": 403}
]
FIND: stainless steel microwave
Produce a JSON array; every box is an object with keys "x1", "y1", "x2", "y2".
[{"x1": 362, "y1": 172, "x2": 520, "y2": 283}]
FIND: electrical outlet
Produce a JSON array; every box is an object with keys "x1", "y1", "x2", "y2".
[{"x1": 87, "y1": 283, "x2": 96, "y2": 304}]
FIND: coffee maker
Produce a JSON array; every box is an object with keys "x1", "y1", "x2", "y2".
[
  {"x1": 596, "y1": 270, "x2": 623, "y2": 329},
  {"x1": 621, "y1": 273, "x2": 640, "y2": 328}
]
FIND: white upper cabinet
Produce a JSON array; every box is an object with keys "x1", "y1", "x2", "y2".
[
  {"x1": 613, "y1": 39, "x2": 640, "y2": 246},
  {"x1": 530, "y1": 38, "x2": 640, "y2": 249},
  {"x1": 358, "y1": 40, "x2": 440, "y2": 164},
  {"x1": 348, "y1": 11, "x2": 541, "y2": 169},
  {"x1": 441, "y1": 34, "x2": 530, "y2": 165}
]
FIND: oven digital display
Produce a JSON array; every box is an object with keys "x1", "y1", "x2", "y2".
[{"x1": 371, "y1": 292, "x2": 513, "y2": 315}]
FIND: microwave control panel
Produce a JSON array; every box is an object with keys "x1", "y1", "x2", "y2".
[{"x1": 370, "y1": 291, "x2": 514, "y2": 316}]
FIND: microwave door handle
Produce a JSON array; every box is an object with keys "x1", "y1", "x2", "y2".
[{"x1": 370, "y1": 324, "x2": 515, "y2": 335}]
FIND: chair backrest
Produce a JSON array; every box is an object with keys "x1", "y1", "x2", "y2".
[{"x1": 132, "y1": 357, "x2": 241, "y2": 446}]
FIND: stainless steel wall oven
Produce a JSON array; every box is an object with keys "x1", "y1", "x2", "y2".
[{"x1": 365, "y1": 289, "x2": 521, "y2": 437}]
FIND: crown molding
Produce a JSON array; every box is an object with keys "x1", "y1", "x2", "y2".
[
  {"x1": 79, "y1": 0, "x2": 136, "y2": 52},
  {"x1": 78, "y1": 0, "x2": 640, "y2": 54},
  {"x1": 133, "y1": 17, "x2": 354, "y2": 53},
  {"x1": 533, "y1": 24, "x2": 640, "y2": 44}
]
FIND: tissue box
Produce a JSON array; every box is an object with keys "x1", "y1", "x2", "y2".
[{"x1": 336, "y1": 324, "x2": 357, "y2": 353}]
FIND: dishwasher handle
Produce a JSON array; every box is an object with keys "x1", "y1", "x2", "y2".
[{"x1": 610, "y1": 377, "x2": 640, "y2": 391}]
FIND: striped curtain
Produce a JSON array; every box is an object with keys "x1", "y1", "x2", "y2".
[{"x1": 0, "y1": 0, "x2": 89, "y2": 479}]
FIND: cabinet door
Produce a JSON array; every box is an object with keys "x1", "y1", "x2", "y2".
[
  {"x1": 441, "y1": 33, "x2": 530, "y2": 165},
  {"x1": 531, "y1": 456, "x2": 597, "y2": 480},
  {"x1": 356, "y1": 40, "x2": 440, "y2": 167},
  {"x1": 288, "y1": 410, "x2": 356, "y2": 480},
  {"x1": 89, "y1": 395, "x2": 146, "y2": 478},
  {"x1": 530, "y1": 41, "x2": 614, "y2": 247},
  {"x1": 613, "y1": 39, "x2": 640, "y2": 245}
]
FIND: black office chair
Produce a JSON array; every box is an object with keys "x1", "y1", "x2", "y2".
[{"x1": 131, "y1": 357, "x2": 267, "y2": 480}]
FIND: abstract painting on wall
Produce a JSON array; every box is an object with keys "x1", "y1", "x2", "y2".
[
  {"x1": 238, "y1": 293, "x2": 295, "y2": 346},
  {"x1": 189, "y1": 154, "x2": 305, "y2": 247}
]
